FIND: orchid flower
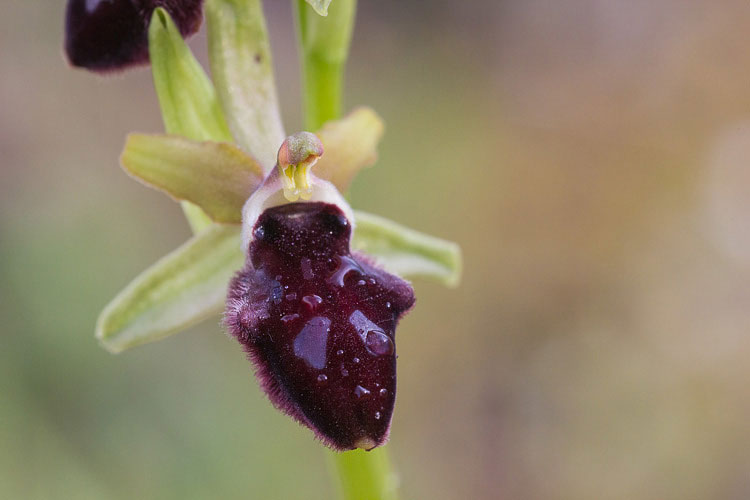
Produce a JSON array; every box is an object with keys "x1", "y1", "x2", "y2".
[{"x1": 65, "y1": 0, "x2": 461, "y2": 452}]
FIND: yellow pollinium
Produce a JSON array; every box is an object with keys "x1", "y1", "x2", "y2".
[
  {"x1": 279, "y1": 162, "x2": 315, "y2": 201},
  {"x1": 277, "y1": 132, "x2": 324, "y2": 202}
]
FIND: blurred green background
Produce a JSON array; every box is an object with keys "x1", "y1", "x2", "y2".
[{"x1": 3, "y1": 1, "x2": 750, "y2": 499}]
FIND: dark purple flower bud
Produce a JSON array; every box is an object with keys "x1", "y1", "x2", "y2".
[
  {"x1": 225, "y1": 202, "x2": 415, "y2": 451},
  {"x1": 64, "y1": 0, "x2": 203, "y2": 71}
]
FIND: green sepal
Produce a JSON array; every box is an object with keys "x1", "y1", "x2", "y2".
[
  {"x1": 96, "y1": 225, "x2": 244, "y2": 353},
  {"x1": 315, "y1": 107, "x2": 384, "y2": 192},
  {"x1": 205, "y1": 0, "x2": 286, "y2": 170},
  {"x1": 148, "y1": 8, "x2": 233, "y2": 144},
  {"x1": 305, "y1": 0, "x2": 333, "y2": 16},
  {"x1": 352, "y1": 211, "x2": 462, "y2": 287},
  {"x1": 121, "y1": 134, "x2": 263, "y2": 224},
  {"x1": 148, "y1": 8, "x2": 234, "y2": 233}
]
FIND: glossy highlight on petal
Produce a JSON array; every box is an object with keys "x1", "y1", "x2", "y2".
[
  {"x1": 65, "y1": 0, "x2": 204, "y2": 71},
  {"x1": 225, "y1": 202, "x2": 415, "y2": 451}
]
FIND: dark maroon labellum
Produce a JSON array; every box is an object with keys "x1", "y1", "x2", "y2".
[
  {"x1": 64, "y1": 0, "x2": 203, "y2": 71},
  {"x1": 225, "y1": 203, "x2": 415, "y2": 451}
]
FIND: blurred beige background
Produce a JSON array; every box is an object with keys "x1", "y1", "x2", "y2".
[{"x1": 2, "y1": 1, "x2": 750, "y2": 499}]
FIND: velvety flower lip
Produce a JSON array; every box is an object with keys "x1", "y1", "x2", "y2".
[
  {"x1": 225, "y1": 202, "x2": 415, "y2": 451},
  {"x1": 65, "y1": 0, "x2": 203, "y2": 71}
]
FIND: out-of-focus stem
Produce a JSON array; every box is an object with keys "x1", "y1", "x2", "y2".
[
  {"x1": 294, "y1": 0, "x2": 356, "y2": 130},
  {"x1": 294, "y1": 2, "x2": 400, "y2": 500}
]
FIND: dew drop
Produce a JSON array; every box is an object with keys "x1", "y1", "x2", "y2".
[
  {"x1": 285, "y1": 292, "x2": 297, "y2": 301},
  {"x1": 336, "y1": 349, "x2": 344, "y2": 356},
  {"x1": 385, "y1": 301, "x2": 391, "y2": 309},
  {"x1": 366, "y1": 330, "x2": 394, "y2": 356},
  {"x1": 341, "y1": 365, "x2": 349, "y2": 377},
  {"x1": 354, "y1": 385, "x2": 370, "y2": 398},
  {"x1": 270, "y1": 281, "x2": 284, "y2": 304},
  {"x1": 328, "y1": 255, "x2": 364, "y2": 287},
  {"x1": 302, "y1": 294, "x2": 323, "y2": 311},
  {"x1": 317, "y1": 374, "x2": 328, "y2": 383},
  {"x1": 349, "y1": 310, "x2": 396, "y2": 356},
  {"x1": 293, "y1": 317, "x2": 330, "y2": 369},
  {"x1": 301, "y1": 257, "x2": 314, "y2": 280},
  {"x1": 374, "y1": 412, "x2": 381, "y2": 420},
  {"x1": 357, "y1": 279, "x2": 366, "y2": 286},
  {"x1": 281, "y1": 313, "x2": 300, "y2": 323},
  {"x1": 352, "y1": 357, "x2": 360, "y2": 364},
  {"x1": 379, "y1": 388, "x2": 388, "y2": 397}
]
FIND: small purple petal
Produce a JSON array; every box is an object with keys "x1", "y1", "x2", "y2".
[
  {"x1": 64, "y1": 0, "x2": 203, "y2": 72},
  {"x1": 225, "y1": 203, "x2": 415, "y2": 451}
]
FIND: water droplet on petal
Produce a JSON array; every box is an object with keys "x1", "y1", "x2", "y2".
[
  {"x1": 349, "y1": 310, "x2": 395, "y2": 356},
  {"x1": 293, "y1": 316, "x2": 330, "y2": 369},
  {"x1": 374, "y1": 412, "x2": 381, "y2": 420},
  {"x1": 341, "y1": 365, "x2": 349, "y2": 377},
  {"x1": 328, "y1": 255, "x2": 364, "y2": 287},
  {"x1": 354, "y1": 385, "x2": 370, "y2": 398},
  {"x1": 379, "y1": 388, "x2": 388, "y2": 397},
  {"x1": 317, "y1": 374, "x2": 328, "y2": 383},
  {"x1": 281, "y1": 313, "x2": 300, "y2": 323},
  {"x1": 301, "y1": 257, "x2": 314, "y2": 280},
  {"x1": 366, "y1": 330, "x2": 394, "y2": 356},
  {"x1": 302, "y1": 294, "x2": 323, "y2": 311},
  {"x1": 353, "y1": 357, "x2": 360, "y2": 364},
  {"x1": 336, "y1": 349, "x2": 344, "y2": 356}
]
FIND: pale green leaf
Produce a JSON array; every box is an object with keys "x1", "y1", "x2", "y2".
[
  {"x1": 315, "y1": 107, "x2": 384, "y2": 192},
  {"x1": 205, "y1": 0, "x2": 286, "y2": 170},
  {"x1": 352, "y1": 211, "x2": 462, "y2": 287},
  {"x1": 121, "y1": 134, "x2": 262, "y2": 224},
  {"x1": 96, "y1": 225, "x2": 244, "y2": 353},
  {"x1": 148, "y1": 8, "x2": 234, "y2": 232},
  {"x1": 305, "y1": 0, "x2": 333, "y2": 16}
]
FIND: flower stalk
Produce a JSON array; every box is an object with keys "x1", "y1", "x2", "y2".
[
  {"x1": 294, "y1": 0, "x2": 357, "y2": 130},
  {"x1": 294, "y1": 1, "x2": 400, "y2": 498}
]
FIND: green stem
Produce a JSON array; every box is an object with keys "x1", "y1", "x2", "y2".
[
  {"x1": 294, "y1": 0, "x2": 356, "y2": 130},
  {"x1": 327, "y1": 448, "x2": 398, "y2": 500},
  {"x1": 302, "y1": 55, "x2": 343, "y2": 130},
  {"x1": 295, "y1": 2, "x2": 399, "y2": 499}
]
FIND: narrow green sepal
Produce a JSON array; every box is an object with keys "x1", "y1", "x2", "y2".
[
  {"x1": 205, "y1": 0, "x2": 286, "y2": 170},
  {"x1": 121, "y1": 133, "x2": 263, "y2": 224},
  {"x1": 148, "y1": 8, "x2": 233, "y2": 143},
  {"x1": 352, "y1": 211, "x2": 462, "y2": 287},
  {"x1": 96, "y1": 225, "x2": 244, "y2": 353},
  {"x1": 148, "y1": 7, "x2": 234, "y2": 232}
]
